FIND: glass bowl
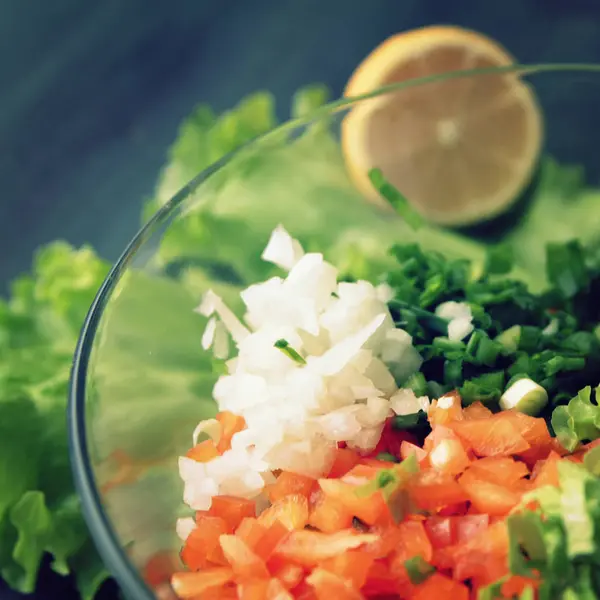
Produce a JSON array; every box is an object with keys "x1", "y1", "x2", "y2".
[{"x1": 68, "y1": 64, "x2": 600, "y2": 600}]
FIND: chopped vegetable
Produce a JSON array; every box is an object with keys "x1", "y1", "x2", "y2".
[
  {"x1": 500, "y1": 378, "x2": 548, "y2": 415},
  {"x1": 274, "y1": 338, "x2": 307, "y2": 365},
  {"x1": 368, "y1": 168, "x2": 425, "y2": 230}
]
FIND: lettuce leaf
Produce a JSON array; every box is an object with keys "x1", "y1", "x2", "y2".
[
  {"x1": 500, "y1": 458, "x2": 600, "y2": 598},
  {"x1": 552, "y1": 386, "x2": 600, "y2": 452},
  {"x1": 0, "y1": 243, "x2": 111, "y2": 596}
]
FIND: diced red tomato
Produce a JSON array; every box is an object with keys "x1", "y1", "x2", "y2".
[
  {"x1": 447, "y1": 415, "x2": 530, "y2": 457},
  {"x1": 274, "y1": 530, "x2": 378, "y2": 567},
  {"x1": 267, "y1": 472, "x2": 316, "y2": 502},
  {"x1": 320, "y1": 550, "x2": 374, "y2": 589},
  {"x1": 411, "y1": 572, "x2": 469, "y2": 600},
  {"x1": 531, "y1": 451, "x2": 561, "y2": 488},
  {"x1": 424, "y1": 517, "x2": 453, "y2": 549},
  {"x1": 362, "y1": 560, "x2": 402, "y2": 596},
  {"x1": 428, "y1": 438, "x2": 471, "y2": 475},
  {"x1": 328, "y1": 448, "x2": 361, "y2": 478},
  {"x1": 306, "y1": 568, "x2": 365, "y2": 600},
  {"x1": 174, "y1": 398, "x2": 589, "y2": 599},
  {"x1": 435, "y1": 521, "x2": 509, "y2": 581},
  {"x1": 309, "y1": 495, "x2": 353, "y2": 533},
  {"x1": 258, "y1": 494, "x2": 309, "y2": 531},
  {"x1": 254, "y1": 520, "x2": 290, "y2": 561},
  {"x1": 293, "y1": 581, "x2": 320, "y2": 600},
  {"x1": 437, "y1": 501, "x2": 469, "y2": 516},
  {"x1": 185, "y1": 439, "x2": 219, "y2": 462},
  {"x1": 341, "y1": 464, "x2": 382, "y2": 484},
  {"x1": 215, "y1": 411, "x2": 246, "y2": 454},
  {"x1": 396, "y1": 520, "x2": 433, "y2": 562},
  {"x1": 236, "y1": 518, "x2": 267, "y2": 552},
  {"x1": 428, "y1": 391, "x2": 463, "y2": 426},
  {"x1": 400, "y1": 441, "x2": 428, "y2": 464},
  {"x1": 208, "y1": 496, "x2": 256, "y2": 531},
  {"x1": 171, "y1": 567, "x2": 234, "y2": 598},
  {"x1": 465, "y1": 456, "x2": 529, "y2": 487},
  {"x1": 366, "y1": 524, "x2": 407, "y2": 558},
  {"x1": 265, "y1": 578, "x2": 294, "y2": 599},
  {"x1": 408, "y1": 470, "x2": 470, "y2": 511},
  {"x1": 463, "y1": 401, "x2": 493, "y2": 420},
  {"x1": 219, "y1": 534, "x2": 270, "y2": 579},
  {"x1": 270, "y1": 562, "x2": 304, "y2": 589},
  {"x1": 459, "y1": 471, "x2": 521, "y2": 517},
  {"x1": 318, "y1": 478, "x2": 389, "y2": 526},
  {"x1": 181, "y1": 516, "x2": 229, "y2": 570},
  {"x1": 237, "y1": 579, "x2": 269, "y2": 600},
  {"x1": 454, "y1": 514, "x2": 490, "y2": 543}
]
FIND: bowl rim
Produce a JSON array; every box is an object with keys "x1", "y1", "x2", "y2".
[{"x1": 67, "y1": 61, "x2": 600, "y2": 599}]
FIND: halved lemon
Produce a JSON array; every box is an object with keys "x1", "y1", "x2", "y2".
[{"x1": 342, "y1": 26, "x2": 543, "y2": 227}]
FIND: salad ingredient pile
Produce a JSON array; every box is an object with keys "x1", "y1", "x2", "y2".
[{"x1": 172, "y1": 225, "x2": 600, "y2": 599}]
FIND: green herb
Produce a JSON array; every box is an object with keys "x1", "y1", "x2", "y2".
[
  {"x1": 404, "y1": 556, "x2": 435, "y2": 584},
  {"x1": 404, "y1": 372, "x2": 428, "y2": 398},
  {"x1": 274, "y1": 339, "x2": 306, "y2": 365},
  {"x1": 354, "y1": 454, "x2": 419, "y2": 504},
  {"x1": 368, "y1": 168, "x2": 425, "y2": 230},
  {"x1": 460, "y1": 372, "x2": 505, "y2": 405}
]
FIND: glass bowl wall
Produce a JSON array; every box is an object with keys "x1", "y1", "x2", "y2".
[{"x1": 69, "y1": 65, "x2": 600, "y2": 600}]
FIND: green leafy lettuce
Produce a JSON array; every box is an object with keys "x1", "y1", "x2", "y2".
[
  {"x1": 489, "y1": 458, "x2": 600, "y2": 599},
  {"x1": 0, "y1": 243, "x2": 110, "y2": 597},
  {"x1": 552, "y1": 386, "x2": 600, "y2": 452}
]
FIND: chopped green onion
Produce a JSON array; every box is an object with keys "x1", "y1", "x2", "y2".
[
  {"x1": 495, "y1": 325, "x2": 521, "y2": 354},
  {"x1": 518, "y1": 326, "x2": 542, "y2": 353},
  {"x1": 460, "y1": 371, "x2": 505, "y2": 405},
  {"x1": 404, "y1": 372, "x2": 428, "y2": 398},
  {"x1": 500, "y1": 378, "x2": 548, "y2": 416},
  {"x1": 274, "y1": 339, "x2": 306, "y2": 365},
  {"x1": 404, "y1": 556, "x2": 436, "y2": 585},
  {"x1": 444, "y1": 358, "x2": 463, "y2": 387},
  {"x1": 433, "y1": 337, "x2": 466, "y2": 353},
  {"x1": 368, "y1": 168, "x2": 425, "y2": 230},
  {"x1": 377, "y1": 470, "x2": 396, "y2": 488},
  {"x1": 474, "y1": 333, "x2": 501, "y2": 367},
  {"x1": 544, "y1": 356, "x2": 586, "y2": 377}
]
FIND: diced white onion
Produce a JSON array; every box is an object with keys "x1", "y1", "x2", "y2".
[
  {"x1": 261, "y1": 224, "x2": 305, "y2": 270},
  {"x1": 176, "y1": 517, "x2": 196, "y2": 542},
  {"x1": 184, "y1": 227, "x2": 429, "y2": 512},
  {"x1": 196, "y1": 290, "x2": 250, "y2": 344}
]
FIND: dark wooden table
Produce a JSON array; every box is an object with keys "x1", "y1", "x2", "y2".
[{"x1": 2, "y1": 0, "x2": 600, "y2": 597}]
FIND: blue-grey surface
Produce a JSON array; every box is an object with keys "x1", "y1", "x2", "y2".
[{"x1": 2, "y1": 0, "x2": 600, "y2": 597}]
